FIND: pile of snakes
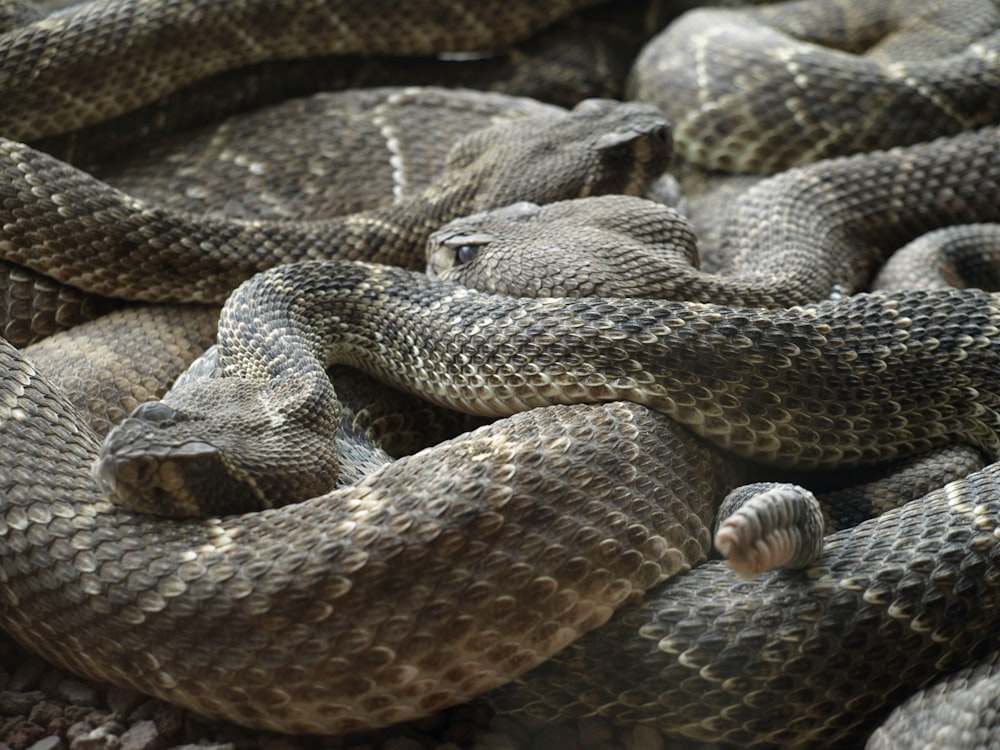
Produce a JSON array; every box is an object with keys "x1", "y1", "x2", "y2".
[{"x1": 1, "y1": 0, "x2": 1000, "y2": 748}]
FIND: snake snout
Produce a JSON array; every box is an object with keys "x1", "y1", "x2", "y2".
[{"x1": 93, "y1": 402, "x2": 242, "y2": 517}]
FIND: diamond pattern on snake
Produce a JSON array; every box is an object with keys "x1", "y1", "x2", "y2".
[{"x1": 1, "y1": 0, "x2": 1000, "y2": 748}]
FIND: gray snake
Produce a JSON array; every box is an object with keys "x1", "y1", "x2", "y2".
[
  {"x1": 1, "y1": 336, "x2": 733, "y2": 734},
  {"x1": 4, "y1": 0, "x2": 1000, "y2": 747}
]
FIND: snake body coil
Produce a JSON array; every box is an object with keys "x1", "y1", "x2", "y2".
[
  {"x1": 0, "y1": 335, "x2": 733, "y2": 733},
  {"x1": 5, "y1": 0, "x2": 1000, "y2": 745},
  {"x1": 96, "y1": 259, "x2": 1000, "y2": 511}
]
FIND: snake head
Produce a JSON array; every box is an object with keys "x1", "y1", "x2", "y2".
[
  {"x1": 441, "y1": 99, "x2": 672, "y2": 210},
  {"x1": 426, "y1": 201, "x2": 540, "y2": 280},
  {"x1": 426, "y1": 195, "x2": 698, "y2": 299},
  {"x1": 92, "y1": 400, "x2": 272, "y2": 518},
  {"x1": 92, "y1": 376, "x2": 341, "y2": 517}
]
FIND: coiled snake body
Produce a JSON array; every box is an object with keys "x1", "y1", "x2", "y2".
[
  {"x1": 1, "y1": 333, "x2": 734, "y2": 733},
  {"x1": 11, "y1": 258, "x2": 1000, "y2": 745},
  {"x1": 4, "y1": 0, "x2": 1000, "y2": 747}
]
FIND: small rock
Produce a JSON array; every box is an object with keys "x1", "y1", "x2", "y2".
[
  {"x1": 68, "y1": 726, "x2": 121, "y2": 750},
  {"x1": 124, "y1": 703, "x2": 182, "y2": 741},
  {"x1": 2, "y1": 715, "x2": 27, "y2": 736},
  {"x1": 26, "y1": 736, "x2": 64, "y2": 750},
  {"x1": 5, "y1": 721, "x2": 48, "y2": 750},
  {"x1": 65, "y1": 722, "x2": 95, "y2": 743},
  {"x1": 118, "y1": 721, "x2": 163, "y2": 750},
  {"x1": 60, "y1": 708, "x2": 96, "y2": 726},
  {"x1": 146, "y1": 706, "x2": 182, "y2": 743},
  {"x1": 79, "y1": 712, "x2": 119, "y2": 737},
  {"x1": 179, "y1": 719, "x2": 253, "y2": 750},
  {"x1": 56, "y1": 682, "x2": 99, "y2": 709},
  {"x1": 27, "y1": 702, "x2": 63, "y2": 728},
  {"x1": 0, "y1": 691, "x2": 46, "y2": 716}
]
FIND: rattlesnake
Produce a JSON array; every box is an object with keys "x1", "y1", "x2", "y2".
[
  {"x1": 629, "y1": 0, "x2": 1000, "y2": 173},
  {"x1": 80, "y1": 254, "x2": 1000, "y2": 747},
  {"x1": 4, "y1": 0, "x2": 1000, "y2": 747},
  {"x1": 2, "y1": 333, "x2": 740, "y2": 733},
  {"x1": 0, "y1": 89, "x2": 668, "y2": 345},
  {"x1": 425, "y1": 121, "x2": 1000, "y2": 308}
]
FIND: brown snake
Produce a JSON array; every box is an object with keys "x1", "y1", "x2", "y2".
[
  {"x1": 2, "y1": 335, "x2": 738, "y2": 733},
  {"x1": 51, "y1": 254, "x2": 1000, "y2": 746},
  {"x1": 4, "y1": 0, "x2": 1000, "y2": 747}
]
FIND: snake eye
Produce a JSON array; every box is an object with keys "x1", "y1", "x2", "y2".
[
  {"x1": 456, "y1": 244, "x2": 480, "y2": 265},
  {"x1": 442, "y1": 232, "x2": 494, "y2": 266}
]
